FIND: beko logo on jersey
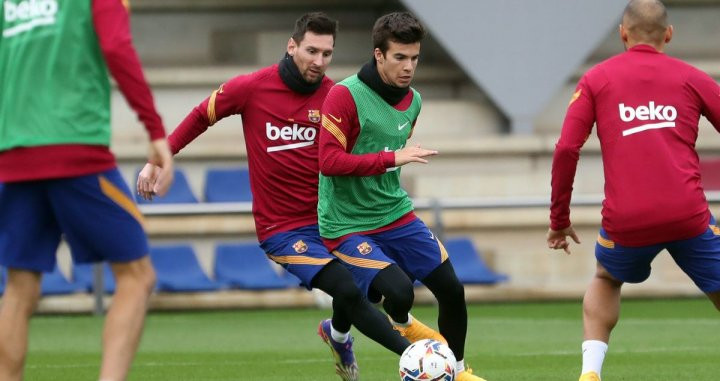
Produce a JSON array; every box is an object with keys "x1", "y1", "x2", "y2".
[
  {"x1": 265, "y1": 122, "x2": 316, "y2": 152},
  {"x1": 3, "y1": 0, "x2": 58, "y2": 38},
  {"x1": 618, "y1": 102, "x2": 677, "y2": 137}
]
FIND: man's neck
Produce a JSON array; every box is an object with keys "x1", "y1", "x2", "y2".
[{"x1": 626, "y1": 41, "x2": 665, "y2": 52}]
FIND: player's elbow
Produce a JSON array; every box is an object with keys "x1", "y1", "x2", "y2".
[
  {"x1": 99, "y1": 36, "x2": 134, "y2": 65},
  {"x1": 553, "y1": 143, "x2": 581, "y2": 160},
  {"x1": 319, "y1": 162, "x2": 341, "y2": 177},
  {"x1": 319, "y1": 155, "x2": 346, "y2": 177}
]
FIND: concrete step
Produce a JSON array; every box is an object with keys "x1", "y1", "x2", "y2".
[
  {"x1": 140, "y1": 65, "x2": 467, "y2": 87},
  {"x1": 129, "y1": 0, "x2": 386, "y2": 11}
]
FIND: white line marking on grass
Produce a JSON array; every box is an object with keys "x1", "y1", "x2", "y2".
[
  {"x1": 621, "y1": 318, "x2": 719, "y2": 325},
  {"x1": 514, "y1": 345, "x2": 707, "y2": 357},
  {"x1": 27, "y1": 364, "x2": 97, "y2": 369},
  {"x1": 282, "y1": 354, "x2": 389, "y2": 364},
  {"x1": 26, "y1": 354, "x2": 393, "y2": 369},
  {"x1": 471, "y1": 318, "x2": 718, "y2": 325}
]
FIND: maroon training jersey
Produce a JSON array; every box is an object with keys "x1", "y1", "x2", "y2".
[
  {"x1": 551, "y1": 44, "x2": 720, "y2": 246},
  {"x1": 170, "y1": 65, "x2": 333, "y2": 241}
]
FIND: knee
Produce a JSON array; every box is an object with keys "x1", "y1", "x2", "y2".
[
  {"x1": 447, "y1": 280, "x2": 465, "y2": 302},
  {"x1": 113, "y1": 258, "x2": 156, "y2": 295},
  {"x1": 134, "y1": 264, "x2": 156, "y2": 295},
  {"x1": 433, "y1": 279, "x2": 465, "y2": 304},
  {"x1": 383, "y1": 281, "x2": 415, "y2": 311},
  {"x1": 138, "y1": 266, "x2": 156, "y2": 295},
  {"x1": 332, "y1": 281, "x2": 363, "y2": 308},
  {"x1": 3, "y1": 270, "x2": 42, "y2": 317}
]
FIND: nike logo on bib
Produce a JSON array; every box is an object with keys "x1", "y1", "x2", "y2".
[{"x1": 398, "y1": 122, "x2": 409, "y2": 130}]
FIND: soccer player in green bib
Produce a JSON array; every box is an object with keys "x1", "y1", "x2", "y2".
[
  {"x1": 318, "y1": 11, "x2": 487, "y2": 381},
  {"x1": 0, "y1": 1, "x2": 173, "y2": 380}
]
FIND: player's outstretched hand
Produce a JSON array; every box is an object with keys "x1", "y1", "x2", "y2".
[
  {"x1": 546, "y1": 225, "x2": 581, "y2": 255},
  {"x1": 394, "y1": 144, "x2": 438, "y2": 166},
  {"x1": 142, "y1": 138, "x2": 175, "y2": 199}
]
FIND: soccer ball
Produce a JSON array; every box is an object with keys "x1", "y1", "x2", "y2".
[{"x1": 399, "y1": 339, "x2": 456, "y2": 381}]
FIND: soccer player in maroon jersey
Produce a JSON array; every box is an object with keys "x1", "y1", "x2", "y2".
[
  {"x1": 547, "y1": 1, "x2": 720, "y2": 380},
  {"x1": 317, "y1": 12, "x2": 486, "y2": 381},
  {"x1": 137, "y1": 13, "x2": 415, "y2": 381},
  {"x1": 0, "y1": 1, "x2": 174, "y2": 380}
]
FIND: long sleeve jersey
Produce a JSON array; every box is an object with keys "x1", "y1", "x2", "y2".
[
  {"x1": 551, "y1": 44, "x2": 720, "y2": 246},
  {"x1": 169, "y1": 65, "x2": 333, "y2": 241}
]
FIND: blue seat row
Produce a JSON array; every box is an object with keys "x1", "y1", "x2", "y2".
[
  {"x1": 0, "y1": 238, "x2": 506, "y2": 296},
  {"x1": 443, "y1": 238, "x2": 508, "y2": 284},
  {"x1": 0, "y1": 243, "x2": 300, "y2": 295},
  {"x1": 135, "y1": 167, "x2": 252, "y2": 204}
]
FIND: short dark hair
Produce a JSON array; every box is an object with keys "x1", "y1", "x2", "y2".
[
  {"x1": 372, "y1": 12, "x2": 426, "y2": 54},
  {"x1": 291, "y1": 12, "x2": 338, "y2": 45},
  {"x1": 622, "y1": 0, "x2": 668, "y2": 44}
]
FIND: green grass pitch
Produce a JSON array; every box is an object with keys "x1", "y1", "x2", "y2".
[{"x1": 24, "y1": 298, "x2": 719, "y2": 380}]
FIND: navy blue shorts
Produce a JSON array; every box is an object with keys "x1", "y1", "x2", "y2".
[
  {"x1": 260, "y1": 224, "x2": 335, "y2": 289},
  {"x1": 596, "y1": 216, "x2": 720, "y2": 293},
  {"x1": 0, "y1": 168, "x2": 148, "y2": 272},
  {"x1": 331, "y1": 218, "x2": 449, "y2": 298}
]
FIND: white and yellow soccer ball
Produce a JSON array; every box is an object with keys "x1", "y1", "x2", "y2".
[{"x1": 399, "y1": 339, "x2": 456, "y2": 381}]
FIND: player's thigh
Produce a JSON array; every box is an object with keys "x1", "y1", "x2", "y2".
[
  {"x1": 0, "y1": 181, "x2": 62, "y2": 272},
  {"x1": 595, "y1": 228, "x2": 663, "y2": 283},
  {"x1": 47, "y1": 168, "x2": 149, "y2": 264},
  {"x1": 667, "y1": 218, "x2": 720, "y2": 293},
  {"x1": 332, "y1": 235, "x2": 395, "y2": 298},
  {"x1": 374, "y1": 219, "x2": 447, "y2": 282},
  {"x1": 261, "y1": 225, "x2": 335, "y2": 289}
]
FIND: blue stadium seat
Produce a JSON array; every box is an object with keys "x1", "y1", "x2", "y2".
[
  {"x1": 150, "y1": 245, "x2": 220, "y2": 292},
  {"x1": 204, "y1": 167, "x2": 252, "y2": 202},
  {"x1": 214, "y1": 243, "x2": 297, "y2": 289},
  {"x1": 0, "y1": 266, "x2": 82, "y2": 295},
  {"x1": 41, "y1": 265, "x2": 84, "y2": 295},
  {"x1": 73, "y1": 262, "x2": 116, "y2": 293},
  {"x1": 443, "y1": 237, "x2": 508, "y2": 284},
  {"x1": 136, "y1": 168, "x2": 198, "y2": 204}
]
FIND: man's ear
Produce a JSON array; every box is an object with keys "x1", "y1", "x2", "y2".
[
  {"x1": 664, "y1": 25, "x2": 673, "y2": 44},
  {"x1": 374, "y1": 48, "x2": 384, "y2": 65},
  {"x1": 287, "y1": 37, "x2": 297, "y2": 56}
]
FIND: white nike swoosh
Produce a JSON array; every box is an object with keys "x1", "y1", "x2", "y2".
[
  {"x1": 266, "y1": 141, "x2": 314, "y2": 152},
  {"x1": 398, "y1": 122, "x2": 409, "y2": 130},
  {"x1": 622, "y1": 121, "x2": 675, "y2": 136}
]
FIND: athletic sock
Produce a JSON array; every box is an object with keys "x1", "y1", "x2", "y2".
[
  {"x1": 331, "y1": 324, "x2": 350, "y2": 344},
  {"x1": 456, "y1": 358, "x2": 466, "y2": 373},
  {"x1": 581, "y1": 340, "x2": 608, "y2": 376},
  {"x1": 392, "y1": 313, "x2": 413, "y2": 327}
]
